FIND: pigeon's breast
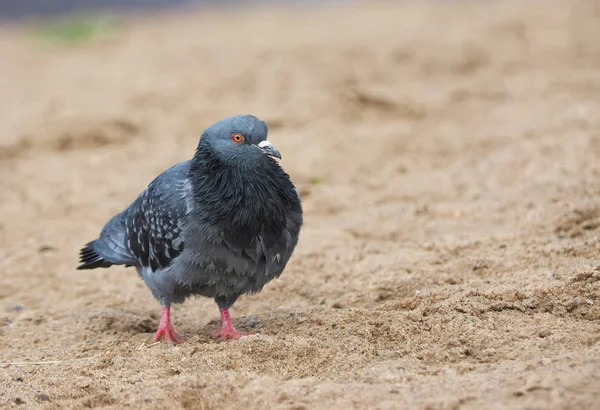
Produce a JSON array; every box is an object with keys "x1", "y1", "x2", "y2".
[
  {"x1": 175, "y1": 213, "x2": 296, "y2": 297},
  {"x1": 176, "y1": 165, "x2": 302, "y2": 296},
  {"x1": 195, "y1": 163, "x2": 298, "y2": 247}
]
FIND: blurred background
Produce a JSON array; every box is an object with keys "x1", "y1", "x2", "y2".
[{"x1": 1, "y1": 0, "x2": 600, "y2": 409}]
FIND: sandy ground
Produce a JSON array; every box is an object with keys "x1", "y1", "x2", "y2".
[{"x1": 1, "y1": 0, "x2": 600, "y2": 408}]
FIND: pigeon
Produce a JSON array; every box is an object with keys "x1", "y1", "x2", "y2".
[{"x1": 77, "y1": 115, "x2": 303, "y2": 343}]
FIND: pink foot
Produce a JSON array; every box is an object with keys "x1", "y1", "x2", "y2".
[
  {"x1": 154, "y1": 306, "x2": 184, "y2": 344},
  {"x1": 211, "y1": 308, "x2": 253, "y2": 341}
]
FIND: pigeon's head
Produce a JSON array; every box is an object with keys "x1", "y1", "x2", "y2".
[{"x1": 198, "y1": 115, "x2": 281, "y2": 165}]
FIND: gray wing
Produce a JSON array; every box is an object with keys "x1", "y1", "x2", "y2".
[
  {"x1": 78, "y1": 161, "x2": 192, "y2": 271},
  {"x1": 124, "y1": 162, "x2": 192, "y2": 272}
]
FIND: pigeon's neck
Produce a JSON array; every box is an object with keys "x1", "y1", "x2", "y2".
[
  {"x1": 189, "y1": 144, "x2": 274, "y2": 186},
  {"x1": 188, "y1": 146, "x2": 299, "y2": 230}
]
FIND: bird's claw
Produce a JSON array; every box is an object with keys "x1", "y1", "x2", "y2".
[
  {"x1": 154, "y1": 326, "x2": 185, "y2": 344},
  {"x1": 211, "y1": 327, "x2": 254, "y2": 341}
]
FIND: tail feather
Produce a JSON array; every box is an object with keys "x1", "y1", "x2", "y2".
[{"x1": 77, "y1": 241, "x2": 114, "y2": 270}]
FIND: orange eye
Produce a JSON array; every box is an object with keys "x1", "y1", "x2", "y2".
[{"x1": 232, "y1": 133, "x2": 244, "y2": 143}]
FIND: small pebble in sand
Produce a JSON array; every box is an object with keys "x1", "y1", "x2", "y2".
[
  {"x1": 243, "y1": 315, "x2": 261, "y2": 328},
  {"x1": 7, "y1": 303, "x2": 24, "y2": 312}
]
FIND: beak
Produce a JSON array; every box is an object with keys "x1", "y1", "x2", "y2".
[{"x1": 258, "y1": 140, "x2": 282, "y2": 159}]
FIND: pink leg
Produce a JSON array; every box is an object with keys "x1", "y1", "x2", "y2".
[
  {"x1": 211, "y1": 308, "x2": 251, "y2": 341},
  {"x1": 154, "y1": 305, "x2": 184, "y2": 344}
]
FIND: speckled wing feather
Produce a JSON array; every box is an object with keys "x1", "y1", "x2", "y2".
[
  {"x1": 124, "y1": 162, "x2": 191, "y2": 272},
  {"x1": 78, "y1": 162, "x2": 192, "y2": 271}
]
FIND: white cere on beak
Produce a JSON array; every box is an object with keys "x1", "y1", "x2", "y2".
[{"x1": 257, "y1": 139, "x2": 282, "y2": 159}]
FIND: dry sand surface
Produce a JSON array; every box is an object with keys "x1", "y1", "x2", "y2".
[{"x1": 1, "y1": 0, "x2": 600, "y2": 408}]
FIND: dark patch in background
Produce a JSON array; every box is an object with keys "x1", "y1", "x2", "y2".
[{"x1": 0, "y1": 0, "x2": 338, "y2": 20}]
